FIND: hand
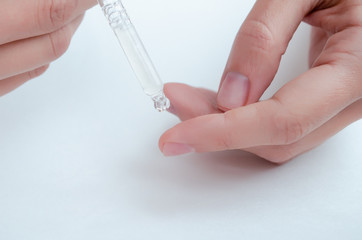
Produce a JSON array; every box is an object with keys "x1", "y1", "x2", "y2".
[
  {"x1": 159, "y1": 0, "x2": 362, "y2": 163},
  {"x1": 0, "y1": 0, "x2": 96, "y2": 96}
]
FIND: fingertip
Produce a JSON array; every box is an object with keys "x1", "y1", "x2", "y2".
[
  {"x1": 163, "y1": 83, "x2": 186, "y2": 117},
  {"x1": 159, "y1": 127, "x2": 196, "y2": 157},
  {"x1": 159, "y1": 127, "x2": 175, "y2": 154},
  {"x1": 163, "y1": 83, "x2": 221, "y2": 121},
  {"x1": 159, "y1": 113, "x2": 230, "y2": 154}
]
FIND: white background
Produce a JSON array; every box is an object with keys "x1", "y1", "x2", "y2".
[{"x1": 0, "y1": 0, "x2": 361, "y2": 239}]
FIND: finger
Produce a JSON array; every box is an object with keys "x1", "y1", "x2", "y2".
[
  {"x1": 160, "y1": 64, "x2": 361, "y2": 155},
  {"x1": 164, "y1": 84, "x2": 362, "y2": 163},
  {"x1": 246, "y1": 99, "x2": 362, "y2": 163},
  {"x1": 0, "y1": 15, "x2": 84, "y2": 80},
  {"x1": 0, "y1": 0, "x2": 96, "y2": 45},
  {"x1": 216, "y1": 0, "x2": 318, "y2": 111},
  {"x1": 0, "y1": 65, "x2": 49, "y2": 97},
  {"x1": 164, "y1": 83, "x2": 221, "y2": 121}
]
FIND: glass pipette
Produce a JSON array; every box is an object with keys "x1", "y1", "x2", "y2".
[{"x1": 98, "y1": 0, "x2": 170, "y2": 112}]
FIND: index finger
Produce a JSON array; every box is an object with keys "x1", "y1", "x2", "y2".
[
  {"x1": 0, "y1": 0, "x2": 96, "y2": 45},
  {"x1": 217, "y1": 0, "x2": 316, "y2": 111}
]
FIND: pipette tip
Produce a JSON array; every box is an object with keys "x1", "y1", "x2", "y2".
[{"x1": 152, "y1": 92, "x2": 170, "y2": 112}]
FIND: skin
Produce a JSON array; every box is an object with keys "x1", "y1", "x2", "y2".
[
  {"x1": 0, "y1": 0, "x2": 97, "y2": 96},
  {"x1": 0, "y1": 0, "x2": 360, "y2": 163},
  {"x1": 159, "y1": 0, "x2": 362, "y2": 163}
]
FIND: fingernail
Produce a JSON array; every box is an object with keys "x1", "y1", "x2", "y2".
[
  {"x1": 162, "y1": 143, "x2": 195, "y2": 157},
  {"x1": 217, "y1": 72, "x2": 249, "y2": 110},
  {"x1": 167, "y1": 103, "x2": 177, "y2": 115}
]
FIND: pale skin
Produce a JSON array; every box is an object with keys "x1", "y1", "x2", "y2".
[
  {"x1": 159, "y1": 0, "x2": 362, "y2": 163},
  {"x1": 1, "y1": 0, "x2": 361, "y2": 163}
]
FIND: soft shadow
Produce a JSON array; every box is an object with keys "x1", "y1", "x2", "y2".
[
  {"x1": 127, "y1": 150, "x2": 278, "y2": 216},
  {"x1": 195, "y1": 150, "x2": 276, "y2": 177}
]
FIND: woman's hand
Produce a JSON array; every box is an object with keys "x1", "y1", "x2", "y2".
[
  {"x1": 159, "y1": 0, "x2": 362, "y2": 163},
  {"x1": 0, "y1": 0, "x2": 96, "y2": 96}
]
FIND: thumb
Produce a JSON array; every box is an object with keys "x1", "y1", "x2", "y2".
[{"x1": 217, "y1": 0, "x2": 315, "y2": 110}]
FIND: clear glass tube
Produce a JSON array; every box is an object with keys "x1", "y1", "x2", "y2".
[{"x1": 98, "y1": 0, "x2": 170, "y2": 112}]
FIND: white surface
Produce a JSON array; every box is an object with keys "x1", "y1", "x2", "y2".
[{"x1": 0, "y1": 0, "x2": 361, "y2": 239}]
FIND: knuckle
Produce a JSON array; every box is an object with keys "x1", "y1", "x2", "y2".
[
  {"x1": 39, "y1": 0, "x2": 78, "y2": 30},
  {"x1": 48, "y1": 28, "x2": 72, "y2": 59},
  {"x1": 239, "y1": 19, "x2": 276, "y2": 52},
  {"x1": 222, "y1": 112, "x2": 236, "y2": 150},
  {"x1": 279, "y1": 116, "x2": 305, "y2": 145},
  {"x1": 49, "y1": 0, "x2": 78, "y2": 26},
  {"x1": 273, "y1": 109, "x2": 306, "y2": 145}
]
